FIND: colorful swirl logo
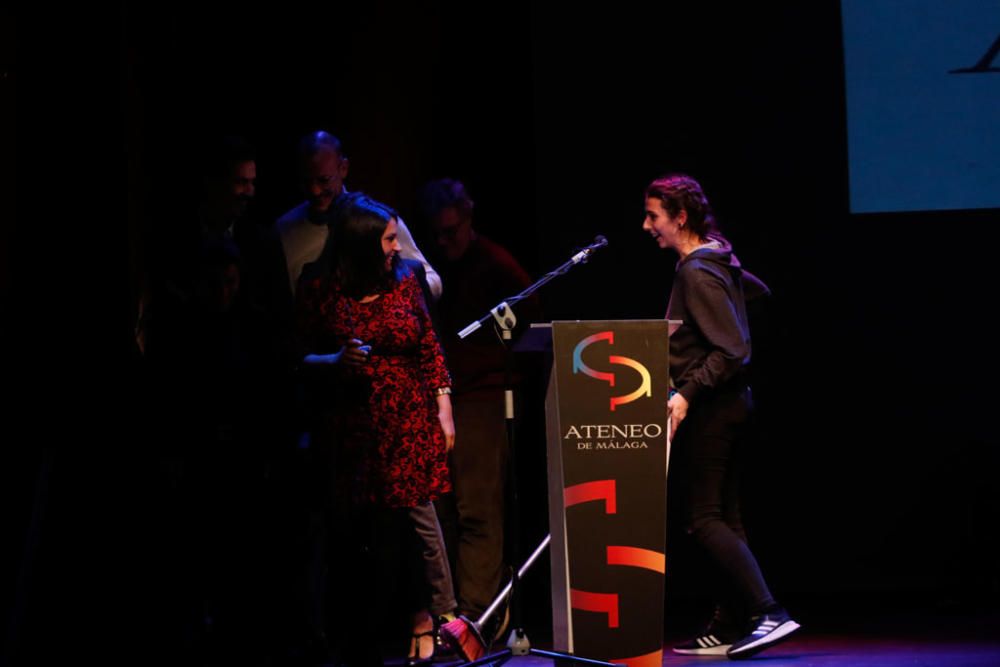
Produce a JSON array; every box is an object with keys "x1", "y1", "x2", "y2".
[{"x1": 572, "y1": 331, "x2": 651, "y2": 411}]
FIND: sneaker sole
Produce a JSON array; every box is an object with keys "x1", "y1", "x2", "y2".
[
  {"x1": 727, "y1": 620, "x2": 800, "y2": 660},
  {"x1": 673, "y1": 644, "x2": 732, "y2": 656}
]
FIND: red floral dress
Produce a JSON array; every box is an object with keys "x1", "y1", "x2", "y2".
[{"x1": 297, "y1": 271, "x2": 452, "y2": 508}]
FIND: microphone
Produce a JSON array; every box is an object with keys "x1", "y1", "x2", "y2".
[{"x1": 570, "y1": 235, "x2": 609, "y2": 264}]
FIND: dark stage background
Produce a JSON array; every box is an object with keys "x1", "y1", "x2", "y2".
[{"x1": 7, "y1": 0, "x2": 1000, "y2": 661}]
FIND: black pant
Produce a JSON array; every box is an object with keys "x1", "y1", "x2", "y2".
[
  {"x1": 436, "y1": 393, "x2": 508, "y2": 617},
  {"x1": 671, "y1": 384, "x2": 776, "y2": 621}
]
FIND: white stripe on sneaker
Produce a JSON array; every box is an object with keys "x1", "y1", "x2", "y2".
[{"x1": 729, "y1": 620, "x2": 801, "y2": 657}]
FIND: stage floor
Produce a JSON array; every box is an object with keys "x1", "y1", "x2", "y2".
[
  {"x1": 397, "y1": 636, "x2": 1000, "y2": 667},
  {"x1": 382, "y1": 610, "x2": 1000, "y2": 667}
]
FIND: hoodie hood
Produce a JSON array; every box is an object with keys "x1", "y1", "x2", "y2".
[
  {"x1": 679, "y1": 233, "x2": 771, "y2": 301},
  {"x1": 679, "y1": 233, "x2": 741, "y2": 273}
]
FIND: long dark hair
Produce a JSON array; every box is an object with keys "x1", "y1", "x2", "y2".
[
  {"x1": 319, "y1": 192, "x2": 407, "y2": 298},
  {"x1": 645, "y1": 173, "x2": 721, "y2": 240}
]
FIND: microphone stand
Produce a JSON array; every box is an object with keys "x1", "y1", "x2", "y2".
[
  {"x1": 457, "y1": 236, "x2": 607, "y2": 341},
  {"x1": 454, "y1": 237, "x2": 618, "y2": 667}
]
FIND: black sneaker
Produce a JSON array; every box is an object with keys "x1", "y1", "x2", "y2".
[
  {"x1": 673, "y1": 631, "x2": 737, "y2": 655},
  {"x1": 673, "y1": 621, "x2": 740, "y2": 655},
  {"x1": 726, "y1": 609, "x2": 800, "y2": 660},
  {"x1": 672, "y1": 607, "x2": 742, "y2": 656}
]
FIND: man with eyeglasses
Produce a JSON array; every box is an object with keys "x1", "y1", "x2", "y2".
[{"x1": 419, "y1": 178, "x2": 540, "y2": 647}]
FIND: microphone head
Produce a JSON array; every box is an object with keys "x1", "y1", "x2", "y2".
[{"x1": 595, "y1": 234, "x2": 608, "y2": 246}]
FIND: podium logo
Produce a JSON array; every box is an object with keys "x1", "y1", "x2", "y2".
[{"x1": 573, "y1": 331, "x2": 652, "y2": 411}]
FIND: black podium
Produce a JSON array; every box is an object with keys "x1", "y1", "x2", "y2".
[{"x1": 542, "y1": 320, "x2": 675, "y2": 667}]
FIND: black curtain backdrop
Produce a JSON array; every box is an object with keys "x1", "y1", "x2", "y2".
[
  {"x1": 121, "y1": 0, "x2": 1000, "y2": 611},
  {"x1": 8, "y1": 1, "x2": 999, "y2": 661}
]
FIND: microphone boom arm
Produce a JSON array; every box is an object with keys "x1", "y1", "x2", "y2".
[{"x1": 457, "y1": 235, "x2": 608, "y2": 339}]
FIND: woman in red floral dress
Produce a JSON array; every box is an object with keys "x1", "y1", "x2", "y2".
[{"x1": 297, "y1": 193, "x2": 456, "y2": 666}]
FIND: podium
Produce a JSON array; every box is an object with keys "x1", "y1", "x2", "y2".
[{"x1": 538, "y1": 320, "x2": 674, "y2": 667}]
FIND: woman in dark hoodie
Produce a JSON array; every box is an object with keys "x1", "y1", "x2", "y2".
[{"x1": 642, "y1": 174, "x2": 799, "y2": 660}]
